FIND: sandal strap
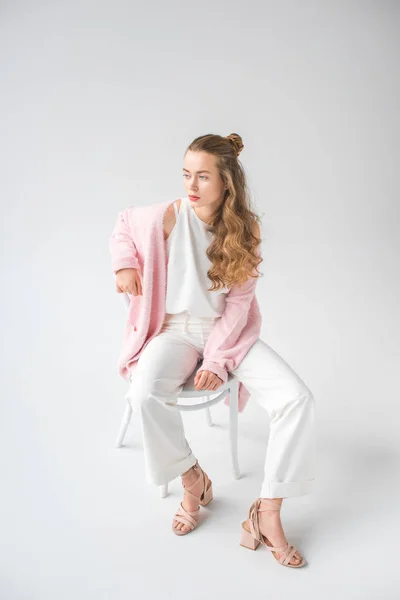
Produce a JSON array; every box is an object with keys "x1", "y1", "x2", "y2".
[
  {"x1": 173, "y1": 502, "x2": 199, "y2": 530},
  {"x1": 280, "y1": 544, "x2": 299, "y2": 565},
  {"x1": 248, "y1": 499, "x2": 263, "y2": 541},
  {"x1": 248, "y1": 498, "x2": 280, "y2": 540},
  {"x1": 247, "y1": 498, "x2": 302, "y2": 565},
  {"x1": 182, "y1": 462, "x2": 208, "y2": 503}
]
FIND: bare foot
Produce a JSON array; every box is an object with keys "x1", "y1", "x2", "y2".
[
  {"x1": 246, "y1": 503, "x2": 303, "y2": 566},
  {"x1": 173, "y1": 464, "x2": 207, "y2": 534}
]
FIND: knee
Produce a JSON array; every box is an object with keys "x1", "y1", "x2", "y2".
[
  {"x1": 126, "y1": 377, "x2": 174, "y2": 411},
  {"x1": 294, "y1": 385, "x2": 315, "y2": 407}
]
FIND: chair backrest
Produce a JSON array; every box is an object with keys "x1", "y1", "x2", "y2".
[{"x1": 121, "y1": 291, "x2": 131, "y2": 312}]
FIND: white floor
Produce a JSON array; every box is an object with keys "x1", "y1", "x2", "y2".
[{"x1": 2, "y1": 376, "x2": 399, "y2": 600}]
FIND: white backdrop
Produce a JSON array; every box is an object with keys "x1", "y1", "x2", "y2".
[{"x1": 1, "y1": 1, "x2": 399, "y2": 598}]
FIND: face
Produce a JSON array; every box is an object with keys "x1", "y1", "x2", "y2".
[{"x1": 183, "y1": 150, "x2": 227, "y2": 211}]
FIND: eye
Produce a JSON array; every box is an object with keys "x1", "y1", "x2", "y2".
[{"x1": 183, "y1": 173, "x2": 208, "y2": 180}]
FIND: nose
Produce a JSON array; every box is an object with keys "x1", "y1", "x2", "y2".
[{"x1": 186, "y1": 177, "x2": 198, "y2": 188}]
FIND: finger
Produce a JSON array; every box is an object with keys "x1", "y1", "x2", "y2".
[
  {"x1": 210, "y1": 380, "x2": 219, "y2": 390},
  {"x1": 201, "y1": 375, "x2": 211, "y2": 390},
  {"x1": 204, "y1": 375, "x2": 216, "y2": 390},
  {"x1": 208, "y1": 378, "x2": 219, "y2": 390},
  {"x1": 197, "y1": 372, "x2": 217, "y2": 390},
  {"x1": 209, "y1": 377, "x2": 222, "y2": 391},
  {"x1": 196, "y1": 372, "x2": 208, "y2": 389},
  {"x1": 137, "y1": 274, "x2": 143, "y2": 296},
  {"x1": 129, "y1": 281, "x2": 139, "y2": 296}
]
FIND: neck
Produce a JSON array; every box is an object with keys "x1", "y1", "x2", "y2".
[{"x1": 190, "y1": 197, "x2": 222, "y2": 225}]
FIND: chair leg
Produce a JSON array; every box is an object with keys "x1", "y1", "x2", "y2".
[
  {"x1": 203, "y1": 396, "x2": 213, "y2": 426},
  {"x1": 228, "y1": 381, "x2": 241, "y2": 479},
  {"x1": 115, "y1": 399, "x2": 133, "y2": 448},
  {"x1": 159, "y1": 483, "x2": 168, "y2": 498}
]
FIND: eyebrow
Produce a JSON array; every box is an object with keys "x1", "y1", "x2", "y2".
[{"x1": 182, "y1": 168, "x2": 211, "y2": 174}]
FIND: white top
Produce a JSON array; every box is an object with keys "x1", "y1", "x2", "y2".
[{"x1": 165, "y1": 196, "x2": 229, "y2": 318}]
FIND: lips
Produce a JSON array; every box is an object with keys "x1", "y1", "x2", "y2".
[{"x1": 189, "y1": 195, "x2": 200, "y2": 200}]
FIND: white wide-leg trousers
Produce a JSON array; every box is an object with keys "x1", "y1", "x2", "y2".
[{"x1": 124, "y1": 311, "x2": 316, "y2": 498}]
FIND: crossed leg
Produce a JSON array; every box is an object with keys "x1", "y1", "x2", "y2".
[{"x1": 230, "y1": 337, "x2": 316, "y2": 565}]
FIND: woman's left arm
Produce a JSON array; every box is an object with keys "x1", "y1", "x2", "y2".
[{"x1": 196, "y1": 223, "x2": 262, "y2": 385}]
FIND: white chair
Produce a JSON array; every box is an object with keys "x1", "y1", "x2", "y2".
[{"x1": 115, "y1": 292, "x2": 240, "y2": 498}]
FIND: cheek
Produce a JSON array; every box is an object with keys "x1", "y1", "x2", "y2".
[
  {"x1": 207, "y1": 182, "x2": 221, "y2": 196},
  {"x1": 201, "y1": 180, "x2": 214, "y2": 192}
]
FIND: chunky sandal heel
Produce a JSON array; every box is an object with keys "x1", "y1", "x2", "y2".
[
  {"x1": 199, "y1": 481, "x2": 213, "y2": 506},
  {"x1": 240, "y1": 522, "x2": 261, "y2": 550}
]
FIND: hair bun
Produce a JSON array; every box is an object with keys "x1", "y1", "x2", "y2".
[{"x1": 225, "y1": 133, "x2": 244, "y2": 157}]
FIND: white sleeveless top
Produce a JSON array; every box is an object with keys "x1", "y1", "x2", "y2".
[{"x1": 165, "y1": 196, "x2": 229, "y2": 318}]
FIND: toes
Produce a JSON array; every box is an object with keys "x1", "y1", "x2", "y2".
[
  {"x1": 290, "y1": 552, "x2": 302, "y2": 565},
  {"x1": 276, "y1": 552, "x2": 300, "y2": 565},
  {"x1": 173, "y1": 520, "x2": 189, "y2": 533}
]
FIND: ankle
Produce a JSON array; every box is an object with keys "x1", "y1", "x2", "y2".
[
  {"x1": 260, "y1": 497, "x2": 283, "y2": 508},
  {"x1": 181, "y1": 462, "x2": 199, "y2": 477},
  {"x1": 256, "y1": 498, "x2": 283, "y2": 518},
  {"x1": 181, "y1": 467, "x2": 199, "y2": 486},
  {"x1": 182, "y1": 461, "x2": 204, "y2": 477}
]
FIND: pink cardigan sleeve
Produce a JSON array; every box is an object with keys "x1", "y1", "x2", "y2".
[
  {"x1": 196, "y1": 249, "x2": 261, "y2": 384},
  {"x1": 109, "y1": 207, "x2": 140, "y2": 274}
]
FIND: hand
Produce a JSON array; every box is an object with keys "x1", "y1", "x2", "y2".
[
  {"x1": 115, "y1": 268, "x2": 142, "y2": 296},
  {"x1": 194, "y1": 370, "x2": 223, "y2": 391}
]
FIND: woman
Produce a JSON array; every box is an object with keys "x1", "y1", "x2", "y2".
[{"x1": 109, "y1": 133, "x2": 315, "y2": 568}]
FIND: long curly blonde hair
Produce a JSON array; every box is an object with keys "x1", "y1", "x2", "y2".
[{"x1": 185, "y1": 132, "x2": 263, "y2": 291}]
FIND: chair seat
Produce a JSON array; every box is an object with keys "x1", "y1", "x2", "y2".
[{"x1": 128, "y1": 360, "x2": 234, "y2": 398}]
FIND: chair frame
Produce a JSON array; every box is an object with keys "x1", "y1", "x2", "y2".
[{"x1": 114, "y1": 292, "x2": 240, "y2": 497}]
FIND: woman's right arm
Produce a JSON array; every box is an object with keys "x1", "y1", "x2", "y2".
[{"x1": 109, "y1": 207, "x2": 142, "y2": 296}]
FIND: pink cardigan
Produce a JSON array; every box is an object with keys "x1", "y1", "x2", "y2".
[{"x1": 109, "y1": 199, "x2": 263, "y2": 412}]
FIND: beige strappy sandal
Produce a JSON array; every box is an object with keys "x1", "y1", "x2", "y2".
[
  {"x1": 240, "y1": 498, "x2": 307, "y2": 568},
  {"x1": 172, "y1": 461, "x2": 213, "y2": 536}
]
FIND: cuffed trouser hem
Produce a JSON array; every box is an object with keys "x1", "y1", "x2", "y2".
[
  {"x1": 260, "y1": 478, "x2": 315, "y2": 499},
  {"x1": 144, "y1": 452, "x2": 198, "y2": 486}
]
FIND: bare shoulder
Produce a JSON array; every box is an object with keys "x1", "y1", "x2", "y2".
[
  {"x1": 165, "y1": 198, "x2": 182, "y2": 219},
  {"x1": 163, "y1": 199, "x2": 182, "y2": 240}
]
